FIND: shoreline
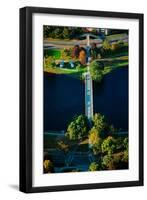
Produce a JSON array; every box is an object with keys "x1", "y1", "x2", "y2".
[{"x1": 43, "y1": 62, "x2": 128, "y2": 80}]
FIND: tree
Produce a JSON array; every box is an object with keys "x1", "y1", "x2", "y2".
[
  {"x1": 102, "y1": 152, "x2": 128, "y2": 170},
  {"x1": 43, "y1": 160, "x2": 54, "y2": 173},
  {"x1": 44, "y1": 56, "x2": 56, "y2": 68},
  {"x1": 102, "y1": 154, "x2": 113, "y2": 169},
  {"x1": 111, "y1": 43, "x2": 119, "y2": 51},
  {"x1": 123, "y1": 137, "x2": 128, "y2": 150},
  {"x1": 60, "y1": 48, "x2": 72, "y2": 60},
  {"x1": 101, "y1": 39, "x2": 112, "y2": 57},
  {"x1": 103, "y1": 39, "x2": 111, "y2": 50},
  {"x1": 43, "y1": 26, "x2": 84, "y2": 40},
  {"x1": 122, "y1": 150, "x2": 128, "y2": 163},
  {"x1": 43, "y1": 26, "x2": 55, "y2": 38},
  {"x1": 62, "y1": 27, "x2": 70, "y2": 39},
  {"x1": 66, "y1": 115, "x2": 89, "y2": 140},
  {"x1": 93, "y1": 141, "x2": 103, "y2": 155},
  {"x1": 89, "y1": 162, "x2": 99, "y2": 171},
  {"x1": 92, "y1": 113, "x2": 105, "y2": 133},
  {"x1": 57, "y1": 140, "x2": 69, "y2": 155},
  {"x1": 54, "y1": 27, "x2": 63, "y2": 39},
  {"x1": 89, "y1": 127, "x2": 102, "y2": 154},
  {"x1": 89, "y1": 61, "x2": 104, "y2": 82},
  {"x1": 89, "y1": 127, "x2": 100, "y2": 145},
  {"x1": 101, "y1": 136, "x2": 116, "y2": 154}
]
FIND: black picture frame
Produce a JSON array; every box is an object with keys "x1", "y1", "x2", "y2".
[{"x1": 19, "y1": 6, "x2": 144, "y2": 193}]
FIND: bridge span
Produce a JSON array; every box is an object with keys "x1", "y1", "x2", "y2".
[{"x1": 84, "y1": 66, "x2": 93, "y2": 121}]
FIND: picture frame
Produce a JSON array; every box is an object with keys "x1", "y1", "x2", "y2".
[{"x1": 19, "y1": 6, "x2": 144, "y2": 193}]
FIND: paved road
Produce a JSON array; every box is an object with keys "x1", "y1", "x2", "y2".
[
  {"x1": 115, "y1": 131, "x2": 128, "y2": 135},
  {"x1": 44, "y1": 38, "x2": 102, "y2": 48},
  {"x1": 44, "y1": 131, "x2": 65, "y2": 137},
  {"x1": 44, "y1": 35, "x2": 128, "y2": 49}
]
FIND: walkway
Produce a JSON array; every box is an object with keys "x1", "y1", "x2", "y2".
[{"x1": 84, "y1": 67, "x2": 93, "y2": 120}]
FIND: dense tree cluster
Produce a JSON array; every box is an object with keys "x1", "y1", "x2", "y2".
[
  {"x1": 66, "y1": 115, "x2": 89, "y2": 140},
  {"x1": 44, "y1": 26, "x2": 84, "y2": 39},
  {"x1": 89, "y1": 61, "x2": 104, "y2": 82},
  {"x1": 101, "y1": 39, "x2": 128, "y2": 57},
  {"x1": 44, "y1": 26, "x2": 128, "y2": 40},
  {"x1": 66, "y1": 112, "x2": 128, "y2": 171},
  {"x1": 91, "y1": 135, "x2": 129, "y2": 170}
]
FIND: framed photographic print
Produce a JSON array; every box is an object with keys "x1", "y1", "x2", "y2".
[{"x1": 19, "y1": 7, "x2": 144, "y2": 193}]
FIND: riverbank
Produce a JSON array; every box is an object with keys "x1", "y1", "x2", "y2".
[
  {"x1": 44, "y1": 66, "x2": 87, "y2": 79},
  {"x1": 44, "y1": 55, "x2": 128, "y2": 80}
]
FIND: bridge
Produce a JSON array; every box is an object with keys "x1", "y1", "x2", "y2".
[{"x1": 84, "y1": 66, "x2": 93, "y2": 121}]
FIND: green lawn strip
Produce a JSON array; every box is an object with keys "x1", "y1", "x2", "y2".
[
  {"x1": 44, "y1": 66, "x2": 87, "y2": 79},
  {"x1": 103, "y1": 61, "x2": 128, "y2": 75},
  {"x1": 101, "y1": 51, "x2": 128, "y2": 59},
  {"x1": 97, "y1": 55, "x2": 128, "y2": 62},
  {"x1": 44, "y1": 55, "x2": 128, "y2": 79},
  {"x1": 44, "y1": 49, "x2": 61, "y2": 59},
  {"x1": 97, "y1": 55, "x2": 128, "y2": 75},
  {"x1": 106, "y1": 33, "x2": 127, "y2": 40}
]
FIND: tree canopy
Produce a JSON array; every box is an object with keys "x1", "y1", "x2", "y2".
[
  {"x1": 92, "y1": 113, "x2": 105, "y2": 133},
  {"x1": 101, "y1": 136, "x2": 116, "y2": 154},
  {"x1": 89, "y1": 127, "x2": 100, "y2": 145},
  {"x1": 66, "y1": 115, "x2": 89, "y2": 140},
  {"x1": 89, "y1": 61, "x2": 104, "y2": 82},
  {"x1": 89, "y1": 162, "x2": 100, "y2": 171},
  {"x1": 102, "y1": 39, "x2": 111, "y2": 50},
  {"x1": 43, "y1": 26, "x2": 84, "y2": 39},
  {"x1": 43, "y1": 159, "x2": 54, "y2": 173}
]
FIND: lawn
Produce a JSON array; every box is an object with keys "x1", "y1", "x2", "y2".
[
  {"x1": 99, "y1": 55, "x2": 128, "y2": 75},
  {"x1": 44, "y1": 49, "x2": 61, "y2": 59},
  {"x1": 106, "y1": 33, "x2": 127, "y2": 41},
  {"x1": 44, "y1": 55, "x2": 128, "y2": 79},
  {"x1": 44, "y1": 66, "x2": 87, "y2": 79}
]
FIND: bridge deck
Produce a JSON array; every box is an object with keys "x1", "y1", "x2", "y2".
[{"x1": 85, "y1": 72, "x2": 93, "y2": 120}]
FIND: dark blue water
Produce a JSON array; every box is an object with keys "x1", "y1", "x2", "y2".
[
  {"x1": 93, "y1": 67, "x2": 128, "y2": 131},
  {"x1": 44, "y1": 67, "x2": 128, "y2": 131}
]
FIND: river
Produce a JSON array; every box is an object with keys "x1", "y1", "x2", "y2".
[{"x1": 44, "y1": 67, "x2": 128, "y2": 132}]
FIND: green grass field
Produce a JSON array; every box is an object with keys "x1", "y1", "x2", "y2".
[
  {"x1": 44, "y1": 55, "x2": 128, "y2": 79},
  {"x1": 44, "y1": 66, "x2": 87, "y2": 79},
  {"x1": 106, "y1": 33, "x2": 127, "y2": 40},
  {"x1": 44, "y1": 49, "x2": 61, "y2": 59}
]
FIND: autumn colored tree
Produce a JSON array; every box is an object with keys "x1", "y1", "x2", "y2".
[
  {"x1": 103, "y1": 39, "x2": 111, "y2": 50},
  {"x1": 43, "y1": 160, "x2": 54, "y2": 173}
]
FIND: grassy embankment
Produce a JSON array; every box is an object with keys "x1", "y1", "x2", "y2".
[{"x1": 44, "y1": 47, "x2": 128, "y2": 79}]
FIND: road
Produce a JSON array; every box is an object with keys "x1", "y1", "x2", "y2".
[
  {"x1": 44, "y1": 35, "x2": 128, "y2": 49},
  {"x1": 45, "y1": 142, "x2": 96, "y2": 173},
  {"x1": 44, "y1": 131, "x2": 65, "y2": 137}
]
